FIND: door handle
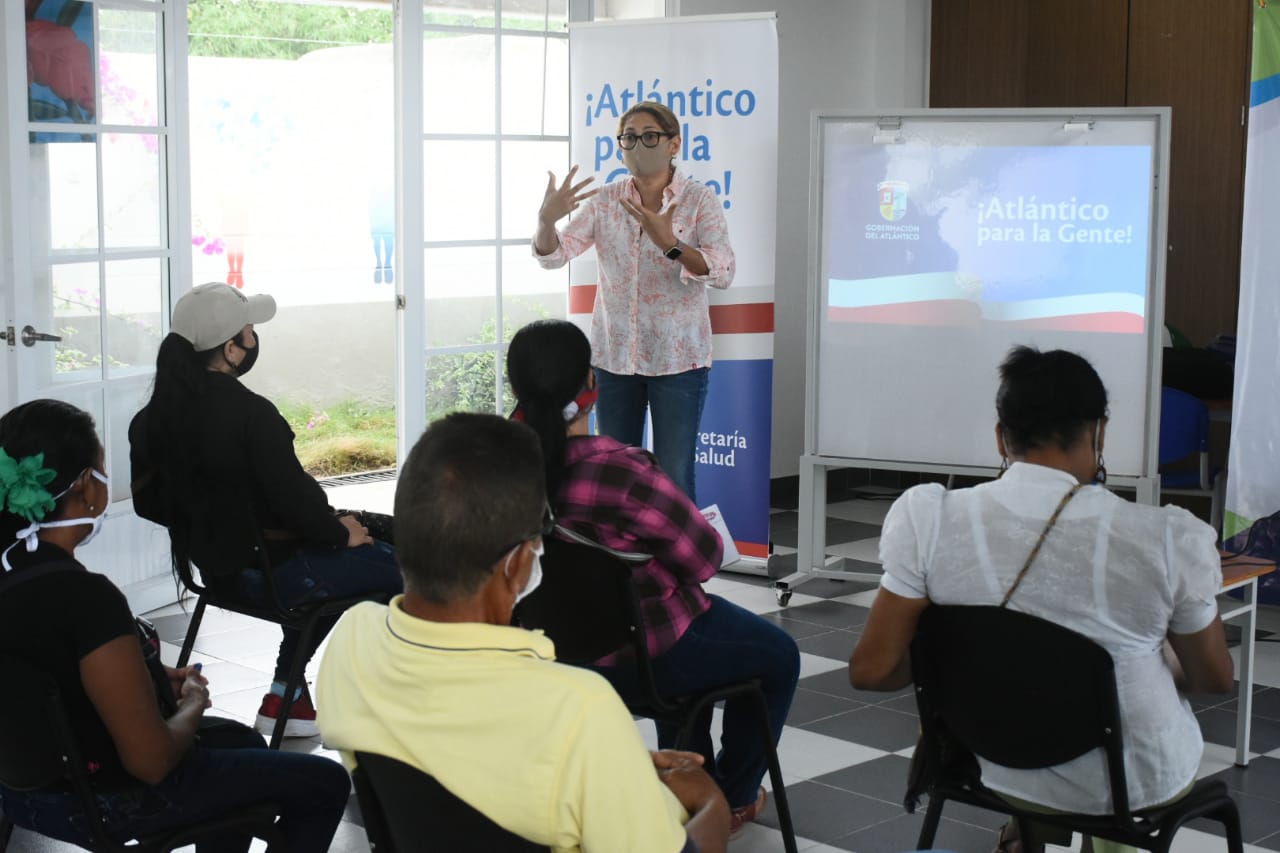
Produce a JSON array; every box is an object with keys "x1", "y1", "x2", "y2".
[{"x1": 20, "y1": 325, "x2": 62, "y2": 347}]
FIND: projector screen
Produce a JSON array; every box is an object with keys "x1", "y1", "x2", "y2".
[{"x1": 810, "y1": 111, "x2": 1168, "y2": 478}]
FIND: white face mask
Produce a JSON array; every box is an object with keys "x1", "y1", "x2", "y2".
[
  {"x1": 2, "y1": 469, "x2": 109, "y2": 572},
  {"x1": 505, "y1": 539, "x2": 544, "y2": 606}
]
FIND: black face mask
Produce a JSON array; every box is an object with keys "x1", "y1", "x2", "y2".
[{"x1": 233, "y1": 330, "x2": 260, "y2": 377}]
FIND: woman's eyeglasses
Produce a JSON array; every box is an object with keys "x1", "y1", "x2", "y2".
[
  {"x1": 616, "y1": 131, "x2": 676, "y2": 150},
  {"x1": 489, "y1": 503, "x2": 556, "y2": 565}
]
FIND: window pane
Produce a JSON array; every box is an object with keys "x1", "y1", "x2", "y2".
[
  {"x1": 500, "y1": 35, "x2": 567, "y2": 136},
  {"x1": 501, "y1": 140, "x2": 568, "y2": 239},
  {"x1": 423, "y1": 32, "x2": 495, "y2": 134},
  {"x1": 107, "y1": 376, "x2": 152, "y2": 501},
  {"x1": 425, "y1": 141, "x2": 495, "y2": 241},
  {"x1": 48, "y1": 262, "x2": 103, "y2": 383},
  {"x1": 30, "y1": 140, "x2": 99, "y2": 253},
  {"x1": 27, "y1": 0, "x2": 96, "y2": 126},
  {"x1": 501, "y1": 0, "x2": 567, "y2": 32},
  {"x1": 502, "y1": 245, "x2": 566, "y2": 339},
  {"x1": 425, "y1": 0, "x2": 495, "y2": 28},
  {"x1": 427, "y1": 351, "x2": 497, "y2": 422},
  {"x1": 102, "y1": 132, "x2": 162, "y2": 248},
  {"x1": 425, "y1": 246, "x2": 496, "y2": 348},
  {"x1": 105, "y1": 257, "x2": 163, "y2": 375},
  {"x1": 99, "y1": 9, "x2": 160, "y2": 127}
]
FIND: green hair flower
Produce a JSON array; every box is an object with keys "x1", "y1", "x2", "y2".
[{"x1": 0, "y1": 448, "x2": 58, "y2": 523}]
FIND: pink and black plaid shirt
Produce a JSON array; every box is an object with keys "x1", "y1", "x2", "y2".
[{"x1": 555, "y1": 435, "x2": 722, "y2": 659}]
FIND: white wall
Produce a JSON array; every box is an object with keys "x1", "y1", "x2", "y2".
[{"x1": 678, "y1": 0, "x2": 929, "y2": 477}]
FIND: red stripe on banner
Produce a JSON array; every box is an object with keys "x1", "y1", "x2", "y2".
[
  {"x1": 569, "y1": 284, "x2": 597, "y2": 314},
  {"x1": 736, "y1": 541, "x2": 769, "y2": 559},
  {"x1": 827, "y1": 300, "x2": 982, "y2": 326},
  {"x1": 1007, "y1": 313, "x2": 1146, "y2": 334},
  {"x1": 709, "y1": 302, "x2": 774, "y2": 335}
]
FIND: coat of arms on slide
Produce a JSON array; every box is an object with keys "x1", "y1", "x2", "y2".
[{"x1": 877, "y1": 180, "x2": 909, "y2": 221}]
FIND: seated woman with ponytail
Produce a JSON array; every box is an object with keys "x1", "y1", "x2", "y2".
[
  {"x1": 0, "y1": 399, "x2": 349, "y2": 852},
  {"x1": 129, "y1": 283, "x2": 401, "y2": 738},
  {"x1": 506, "y1": 319, "x2": 800, "y2": 838}
]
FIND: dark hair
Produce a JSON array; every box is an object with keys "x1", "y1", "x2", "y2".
[
  {"x1": 393, "y1": 413, "x2": 546, "y2": 605},
  {"x1": 0, "y1": 400, "x2": 101, "y2": 543},
  {"x1": 141, "y1": 332, "x2": 223, "y2": 566},
  {"x1": 996, "y1": 346, "x2": 1109, "y2": 454},
  {"x1": 506, "y1": 320, "x2": 592, "y2": 498},
  {"x1": 617, "y1": 102, "x2": 681, "y2": 137}
]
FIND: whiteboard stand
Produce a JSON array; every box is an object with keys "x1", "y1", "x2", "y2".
[{"x1": 771, "y1": 455, "x2": 1159, "y2": 607}]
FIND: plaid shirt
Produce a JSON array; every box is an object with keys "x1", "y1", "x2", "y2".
[{"x1": 556, "y1": 435, "x2": 722, "y2": 659}]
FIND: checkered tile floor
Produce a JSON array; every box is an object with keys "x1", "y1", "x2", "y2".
[{"x1": 9, "y1": 485, "x2": 1280, "y2": 853}]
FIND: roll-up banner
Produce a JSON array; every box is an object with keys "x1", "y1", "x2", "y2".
[
  {"x1": 1226, "y1": 1, "x2": 1280, "y2": 601},
  {"x1": 567, "y1": 14, "x2": 778, "y2": 572}
]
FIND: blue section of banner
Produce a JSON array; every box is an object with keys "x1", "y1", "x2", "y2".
[
  {"x1": 1252, "y1": 72, "x2": 1280, "y2": 108},
  {"x1": 695, "y1": 359, "x2": 773, "y2": 553}
]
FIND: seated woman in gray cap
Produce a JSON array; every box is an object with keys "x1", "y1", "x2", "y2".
[{"x1": 129, "y1": 283, "x2": 401, "y2": 738}]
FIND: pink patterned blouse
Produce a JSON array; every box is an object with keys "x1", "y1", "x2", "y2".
[{"x1": 534, "y1": 170, "x2": 735, "y2": 376}]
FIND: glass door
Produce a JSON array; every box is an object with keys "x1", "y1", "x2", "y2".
[{"x1": 2, "y1": 0, "x2": 185, "y2": 610}]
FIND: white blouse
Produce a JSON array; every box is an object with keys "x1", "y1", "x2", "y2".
[{"x1": 880, "y1": 461, "x2": 1222, "y2": 814}]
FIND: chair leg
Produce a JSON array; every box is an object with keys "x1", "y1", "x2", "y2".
[
  {"x1": 177, "y1": 596, "x2": 208, "y2": 668},
  {"x1": 1, "y1": 815, "x2": 14, "y2": 853},
  {"x1": 916, "y1": 792, "x2": 945, "y2": 849},
  {"x1": 270, "y1": 614, "x2": 321, "y2": 750},
  {"x1": 1217, "y1": 800, "x2": 1245, "y2": 853},
  {"x1": 750, "y1": 690, "x2": 798, "y2": 853}
]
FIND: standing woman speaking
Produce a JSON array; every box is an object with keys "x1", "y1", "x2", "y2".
[{"x1": 533, "y1": 102, "x2": 735, "y2": 503}]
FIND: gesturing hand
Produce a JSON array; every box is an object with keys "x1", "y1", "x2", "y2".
[
  {"x1": 340, "y1": 514, "x2": 373, "y2": 548},
  {"x1": 539, "y1": 166, "x2": 598, "y2": 226},
  {"x1": 620, "y1": 198, "x2": 677, "y2": 252}
]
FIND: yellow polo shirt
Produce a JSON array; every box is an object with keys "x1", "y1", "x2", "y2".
[{"x1": 317, "y1": 598, "x2": 690, "y2": 853}]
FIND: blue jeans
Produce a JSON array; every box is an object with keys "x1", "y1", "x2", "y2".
[
  {"x1": 590, "y1": 595, "x2": 800, "y2": 809},
  {"x1": 236, "y1": 540, "x2": 401, "y2": 682},
  {"x1": 0, "y1": 719, "x2": 349, "y2": 853},
  {"x1": 595, "y1": 367, "x2": 710, "y2": 504}
]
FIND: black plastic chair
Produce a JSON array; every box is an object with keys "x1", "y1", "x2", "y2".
[
  {"x1": 0, "y1": 654, "x2": 282, "y2": 853},
  {"x1": 909, "y1": 605, "x2": 1243, "y2": 853},
  {"x1": 173, "y1": 543, "x2": 384, "y2": 750},
  {"x1": 351, "y1": 751, "x2": 547, "y2": 853},
  {"x1": 515, "y1": 528, "x2": 799, "y2": 853}
]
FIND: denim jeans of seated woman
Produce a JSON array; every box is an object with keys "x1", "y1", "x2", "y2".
[
  {"x1": 594, "y1": 367, "x2": 710, "y2": 504},
  {"x1": 0, "y1": 718, "x2": 349, "y2": 853},
  {"x1": 588, "y1": 594, "x2": 801, "y2": 809},
  {"x1": 235, "y1": 539, "x2": 402, "y2": 683}
]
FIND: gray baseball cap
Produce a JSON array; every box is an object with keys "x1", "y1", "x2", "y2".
[{"x1": 171, "y1": 283, "x2": 277, "y2": 352}]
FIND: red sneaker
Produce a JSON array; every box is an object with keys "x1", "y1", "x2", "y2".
[
  {"x1": 255, "y1": 690, "x2": 319, "y2": 738},
  {"x1": 729, "y1": 786, "x2": 767, "y2": 839}
]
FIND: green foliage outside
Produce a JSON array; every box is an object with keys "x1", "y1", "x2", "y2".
[
  {"x1": 187, "y1": 0, "x2": 555, "y2": 61},
  {"x1": 280, "y1": 399, "x2": 397, "y2": 478}
]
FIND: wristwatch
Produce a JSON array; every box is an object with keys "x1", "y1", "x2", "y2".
[{"x1": 664, "y1": 240, "x2": 684, "y2": 260}]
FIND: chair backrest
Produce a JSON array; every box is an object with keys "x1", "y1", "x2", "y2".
[
  {"x1": 352, "y1": 752, "x2": 548, "y2": 853},
  {"x1": 1159, "y1": 386, "x2": 1209, "y2": 466},
  {"x1": 910, "y1": 605, "x2": 1131, "y2": 818},
  {"x1": 513, "y1": 531, "x2": 645, "y2": 666},
  {"x1": 0, "y1": 655, "x2": 71, "y2": 792}
]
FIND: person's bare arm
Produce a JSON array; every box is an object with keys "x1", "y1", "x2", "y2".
[
  {"x1": 1167, "y1": 615, "x2": 1234, "y2": 695},
  {"x1": 80, "y1": 636, "x2": 209, "y2": 785},
  {"x1": 653, "y1": 752, "x2": 730, "y2": 853},
  {"x1": 848, "y1": 588, "x2": 931, "y2": 691},
  {"x1": 536, "y1": 166, "x2": 597, "y2": 256}
]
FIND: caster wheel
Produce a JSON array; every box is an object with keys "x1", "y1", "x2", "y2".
[{"x1": 775, "y1": 589, "x2": 792, "y2": 607}]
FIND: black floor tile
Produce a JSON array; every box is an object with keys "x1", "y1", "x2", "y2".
[
  {"x1": 753, "y1": 780, "x2": 901, "y2": 843},
  {"x1": 1251, "y1": 828, "x2": 1280, "y2": 851},
  {"x1": 769, "y1": 516, "x2": 881, "y2": 550},
  {"x1": 801, "y1": 705, "x2": 920, "y2": 752},
  {"x1": 1197, "y1": 706, "x2": 1280, "y2": 752},
  {"x1": 811, "y1": 753, "x2": 912, "y2": 803},
  {"x1": 1202, "y1": 756, "x2": 1280, "y2": 804},
  {"x1": 786, "y1": 577, "x2": 876, "y2": 599},
  {"x1": 785, "y1": 687, "x2": 865, "y2": 727},
  {"x1": 776, "y1": 599, "x2": 869, "y2": 631},
  {"x1": 1188, "y1": 787, "x2": 1280, "y2": 844},
  {"x1": 1221, "y1": 686, "x2": 1280, "y2": 721},
  {"x1": 796, "y1": 629, "x2": 860, "y2": 661},
  {"x1": 760, "y1": 611, "x2": 838, "y2": 641},
  {"x1": 797, "y1": 667, "x2": 914, "y2": 704},
  {"x1": 828, "y1": 811, "x2": 997, "y2": 853}
]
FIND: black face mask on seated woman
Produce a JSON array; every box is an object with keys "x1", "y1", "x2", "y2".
[{"x1": 232, "y1": 330, "x2": 260, "y2": 377}]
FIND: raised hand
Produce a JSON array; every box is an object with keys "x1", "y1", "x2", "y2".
[
  {"x1": 620, "y1": 198, "x2": 678, "y2": 252},
  {"x1": 539, "y1": 166, "x2": 598, "y2": 226}
]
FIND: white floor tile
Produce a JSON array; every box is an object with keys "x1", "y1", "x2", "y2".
[
  {"x1": 1197, "y1": 741, "x2": 1252, "y2": 778},
  {"x1": 829, "y1": 589, "x2": 881, "y2": 608},
  {"x1": 826, "y1": 538, "x2": 882, "y2": 565},
  {"x1": 775, "y1": 726, "x2": 888, "y2": 781},
  {"x1": 1232, "y1": 641, "x2": 1280, "y2": 690},
  {"x1": 715, "y1": 583, "x2": 822, "y2": 615},
  {"x1": 731, "y1": 822, "x2": 823, "y2": 852},
  {"x1": 800, "y1": 651, "x2": 848, "y2": 679}
]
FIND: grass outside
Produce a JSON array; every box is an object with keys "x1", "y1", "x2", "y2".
[{"x1": 280, "y1": 400, "x2": 397, "y2": 477}]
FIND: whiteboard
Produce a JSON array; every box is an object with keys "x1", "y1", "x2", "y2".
[{"x1": 806, "y1": 109, "x2": 1169, "y2": 479}]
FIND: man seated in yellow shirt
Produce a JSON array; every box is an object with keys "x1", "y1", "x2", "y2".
[{"x1": 317, "y1": 412, "x2": 730, "y2": 853}]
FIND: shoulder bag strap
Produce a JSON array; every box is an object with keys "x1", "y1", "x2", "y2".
[{"x1": 999, "y1": 483, "x2": 1083, "y2": 608}]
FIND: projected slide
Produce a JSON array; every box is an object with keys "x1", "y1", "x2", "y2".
[{"x1": 825, "y1": 144, "x2": 1152, "y2": 333}]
